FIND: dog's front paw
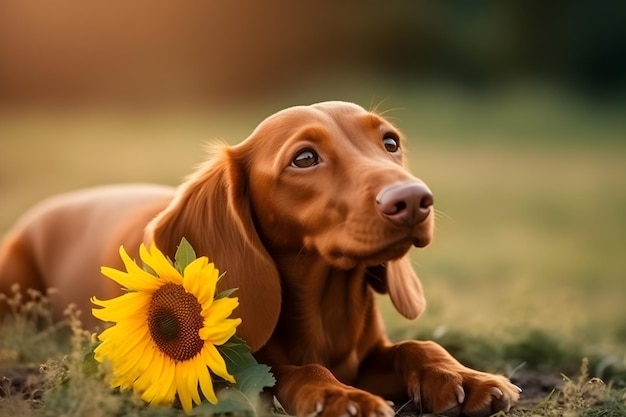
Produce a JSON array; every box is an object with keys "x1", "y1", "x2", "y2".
[
  {"x1": 295, "y1": 385, "x2": 394, "y2": 417},
  {"x1": 407, "y1": 366, "x2": 521, "y2": 417},
  {"x1": 394, "y1": 341, "x2": 521, "y2": 417}
]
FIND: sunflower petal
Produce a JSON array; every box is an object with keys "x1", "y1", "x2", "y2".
[
  {"x1": 176, "y1": 363, "x2": 193, "y2": 413},
  {"x1": 110, "y1": 372, "x2": 136, "y2": 391},
  {"x1": 181, "y1": 260, "x2": 203, "y2": 297},
  {"x1": 161, "y1": 359, "x2": 178, "y2": 405},
  {"x1": 108, "y1": 337, "x2": 152, "y2": 384},
  {"x1": 183, "y1": 258, "x2": 217, "y2": 304},
  {"x1": 200, "y1": 318, "x2": 241, "y2": 345},
  {"x1": 135, "y1": 343, "x2": 157, "y2": 375},
  {"x1": 184, "y1": 360, "x2": 202, "y2": 407},
  {"x1": 103, "y1": 245, "x2": 163, "y2": 291},
  {"x1": 204, "y1": 343, "x2": 235, "y2": 383},
  {"x1": 183, "y1": 256, "x2": 209, "y2": 282},
  {"x1": 95, "y1": 323, "x2": 147, "y2": 367},
  {"x1": 136, "y1": 352, "x2": 164, "y2": 401},
  {"x1": 139, "y1": 354, "x2": 177, "y2": 407},
  {"x1": 140, "y1": 243, "x2": 182, "y2": 284},
  {"x1": 92, "y1": 292, "x2": 150, "y2": 322},
  {"x1": 198, "y1": 363, "x2": 217, "y2": 404},
  {"x1": 202, "y1": 297, "x2": 239, "y2": 325},
  {"x1": 95, "y1": 321, "x2": 146, "y2": 357}
]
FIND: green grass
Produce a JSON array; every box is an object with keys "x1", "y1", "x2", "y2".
[
  {"x1": 1, "y1": 80, "x2": 625, "y2": 415},
  {"x1": 1, "y1": 293, "x2": 624, "y2": 417},
  {"x1": 397, "y1": 142, "x2": 626, "y2": 350}
]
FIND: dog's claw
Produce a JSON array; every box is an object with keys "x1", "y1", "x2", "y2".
[
  {"x1": 347, "y1": 402, "x2": 358, "y2": 416},
  {"x1": 455, "y1": 384, "x2": 466, "y2": 404},
  {"x1": 438, "y1": 385, "x2": 465, "y2": 417},
  {"x1": 272, "y1": 396, "x2": 287, "y2": 414},
  {"x1": 315, "y1": 400, "x2": 324, "y2": 414},
  {"x1": 489, "y1": 386, "x2": 503, "y2": 399},
  {"x1": 514, "y1": 384, "x2": 523, "y2": 393},
  {"x1": 410, "y1": 380, "x2": 421, "y2": 405}
]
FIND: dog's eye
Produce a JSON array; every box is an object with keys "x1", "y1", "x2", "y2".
[
  {"x1": 383, "y1": 135, "x2": 399, "y2": 153},
  {"x1": 291, "y1": 149, "x2": 319, "y2": 168}
]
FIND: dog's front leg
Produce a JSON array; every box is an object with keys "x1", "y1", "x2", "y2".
[
  {"x1": 271, "y1": 364, "x2": 394, "y2": 417},
  {"x1": 357, "y1": 341, "x2": 520, "y2": 417}
]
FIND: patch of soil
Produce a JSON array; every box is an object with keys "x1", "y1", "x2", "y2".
[
  {"x1": 511, "y1": 370, "x2": 563, "y2": 409},
  {"x1": 0, "y1": 365, "x2": 46, "y2": 408}
]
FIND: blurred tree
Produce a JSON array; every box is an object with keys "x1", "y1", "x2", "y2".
[{"x1": 0, "y1": 0, "x2": 623, "y2": 107}]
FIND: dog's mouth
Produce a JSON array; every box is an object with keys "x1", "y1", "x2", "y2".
[
  {"x1": 412, "y1": 235, "x2": 431, "y2": 248},
  {"x1": 327, "y1": 237, "x2": 421, "y2": 270},
  {"x1": 313, "y1": 213, "x2": 434, "y2": 269}
]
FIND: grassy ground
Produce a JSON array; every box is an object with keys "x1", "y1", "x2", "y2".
[{"x1": 1, "y1": 80, "x2": 625, "y2": 415}]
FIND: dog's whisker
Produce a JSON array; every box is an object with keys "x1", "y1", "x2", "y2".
[
  {"x1": 369, "y1": 98, "x2": 405, "y2": 121},
  {"x1": 375, "y1": 108, "x2": 404, "y2": 123},
  {"x1": 296, "y1": 246, "x2": 307, "y2": 258},
  {"x1": 433, "y1": 208, "x2": 454, "y2": 222},
  {"x1": 369, "y1": 96, "x2": 388, "y2": 114}
]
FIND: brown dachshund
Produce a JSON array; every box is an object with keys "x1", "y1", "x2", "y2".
[{"x1": 0, "y1": 101, "x2": 520, "y2": 416}]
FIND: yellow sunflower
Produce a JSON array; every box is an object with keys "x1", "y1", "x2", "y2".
[{"x1": 91, "y1": 243, "x2": 242, "y2": 413}]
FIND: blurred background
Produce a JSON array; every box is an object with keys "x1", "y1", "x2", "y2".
[{"x1": 1, "y1": 1, "x2": 625, "y2": 358}]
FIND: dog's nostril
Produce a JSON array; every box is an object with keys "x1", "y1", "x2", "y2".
[
  {"x1": 377, "y1": 182, "x2": 433, "y2": 225},
  {"x1": 419, "y1": 193, "x2": 434, "y2": 210},
  {"x1": 394, "y1": 201, "x2": 407, "y2": 214}
]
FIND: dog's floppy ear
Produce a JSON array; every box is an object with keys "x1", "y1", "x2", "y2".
[
  {"x1": 367, "y1": 256, "x2": 426, "y2": 320},
  {"x1": 146, "y1": 145, "x2": 281, "y2": 352}
]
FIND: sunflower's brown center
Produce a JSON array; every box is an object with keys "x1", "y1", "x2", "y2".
[{"x1": 148, "y1": 283, "x2": 204, "y2": 362}]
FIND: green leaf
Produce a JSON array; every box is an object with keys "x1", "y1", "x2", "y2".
[
  {"x1": 82, "y1": 344, "x2": 99, "y2": 376},
  {"x1": 190, "y1": 386, "x2": 255, "y2": 415},
  {"x1": 189, "y1": 338, "x2": 276, "y2": 416},
  {"x1": 215, "y1": 287, "x2": 239, "y2": 300},
  {"x1": 218, "y1": 336, "x2": 258, "y2": 374},
  {"x1": 190, "y1": 367, "x2": 275, "y2": 416},
  {"x1": 174, "y1": 237, "x2": 196, "y2": 274},
  {"x1": 232, "y1": 363, "x2": 275, "y2": 397},
  {"x1": 218, "y1": 336, "x2": 275, "y2": 406},
  {"x1": 142, "y1": 263, "x2": 157, "y2": 277}
]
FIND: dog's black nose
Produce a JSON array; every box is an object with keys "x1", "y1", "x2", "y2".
[{"x1": 376, "y1": 182, "x2": 433, "y2": 225}]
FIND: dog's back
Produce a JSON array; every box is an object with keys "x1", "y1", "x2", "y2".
[{"x1": 0, "y1": 184, "x2": 174, "y2": 327}]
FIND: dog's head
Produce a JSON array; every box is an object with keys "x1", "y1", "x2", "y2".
[
  {"x1": 147, "y1": 101, "x2": 433, "y2": 350},
  {"x1": 242, "y1": 101, "x2": 434, "y2": 267}
]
